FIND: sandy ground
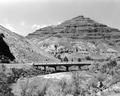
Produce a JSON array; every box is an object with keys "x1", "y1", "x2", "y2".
[{"x1": 41, "y1": 72, "x2": 72, "y2": 79}]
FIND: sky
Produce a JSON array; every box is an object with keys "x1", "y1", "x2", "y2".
[{"x1": 0, "y1": 0, "x2": 120, "y2": 36}]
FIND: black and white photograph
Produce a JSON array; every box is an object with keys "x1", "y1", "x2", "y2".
[{"x1": 0, "y1": 0, "x2": 120, "y2": 96}]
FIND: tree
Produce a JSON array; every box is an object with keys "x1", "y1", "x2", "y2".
[
  {"x1": 54, "y1": 45, "x2": 58, "y2": 50},
  {"x1": 85, "y1": 56, "x2": 92, "y2": 60},
  {"x1": 76, "y1": 48, "x2": 78, "y2": 52},
  {"x1": 63, "y1": 56, "x2": 69, "y2": 62},
  {"x1": 78, "y1": 58, "x2": 81, "y2": 62},
  {"x1": 71, "y1": 58, "x2": 73, "y2": 62},
  {"x1": 107, "y1": 59, "x2": 117, "y2": 69},
  {"x1": 0, "y1": 72, "x2": 14, "y2": 96}
]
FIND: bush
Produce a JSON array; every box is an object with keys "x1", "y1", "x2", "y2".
[
  {"x1": 0, "y1": 72, "x2": 14, "y2": 96},
  {"x1": 107, "y1": 59, "x2": 117, "y2": 69},
  {"x1": 17, "y1": 78, "x2": 48, "y2": 96},
  {"x1": 63, "y1": 56, "x2": 69, "y2": 62},
  {"x1": 58, "y1": 79, "x2": 75, "y2": 96},
  {"x1": 88, "y1": 63, "x2": 100, "y2": 73},
  {"x1": 78, "y1": 58, "x2": 81, "y2": 62},
  {"x1": 85, "y1": 56, "x2": 92, "y2": 60},
  {"x1": 71, "y1": 72, "x2": 90, "y2": 96}
]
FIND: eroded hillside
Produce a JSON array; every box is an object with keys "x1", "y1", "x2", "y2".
[
  {"x1": 0, "y1": 15, "x2": 120, "y2": 63},
  {"x1": 0, "y1": 25, "x2": 58, "y2": 63},
  {"x1": 27, "y1": 16, "x2": 120, "y2": 61}
]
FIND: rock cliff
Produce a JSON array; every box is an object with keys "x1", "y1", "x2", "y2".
[{"x1": 27, "y1": 16, "x2": 120, "y2": 61}]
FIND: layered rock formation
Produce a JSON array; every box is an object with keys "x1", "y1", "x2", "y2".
[
  {"x1": 27, "y1": 16, "x2": 120, "y2": 44},
  {"x1": 27, "y1": 16, "x2": 120, "y2": 61},
  {"x1": 0, "y1": 15, "x2": 120, "y2": 63}
]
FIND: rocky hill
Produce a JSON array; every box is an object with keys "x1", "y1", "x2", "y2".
[
  {"x1": 0, "y1": 15, "x2": 120, "y2": 63},
  {"x1": 27, "y1": 16, "x2": 120, "y2": 61},
  {"x1": 0, "y1": 25, "x2": 58, "y2": 63},
  {"x1": 27, "y1": 16, "x2": 120, "y2": 44}
]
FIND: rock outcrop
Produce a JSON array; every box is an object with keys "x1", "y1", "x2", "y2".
[
  {"x1": 0, "y1": 25, "x2": 57, "y2": 63},
  {"x1": 0, "y1": 15, "x2": 120, "y2": 63},
  {"x1": 27, "y1": 16, "x2": 120, "y2": 45},
  {"x1": 27, "y1": 16, "x2": 120, "y2": 61}
]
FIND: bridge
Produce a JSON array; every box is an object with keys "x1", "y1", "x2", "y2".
[
  {"x1": 0, "y1": 61, "x2": 93, "y2": 72},
  {"x1": 33, "y1": 61, "x2": 93, "y2": 71}
]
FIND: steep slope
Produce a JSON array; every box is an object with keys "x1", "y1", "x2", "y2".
[
  {"x1": 27, "y1": 16, "x2": 120, "y2": 61},
  {"x1": 27, "y1": 16, "x2": 120, "y2": 45},
  {"x1": 0, "y1": 25, "x2": 57, "y2": 63}
]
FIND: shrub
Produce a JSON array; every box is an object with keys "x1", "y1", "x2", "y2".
[
  {"x1": 63, "y1": 56, "x2": 69, "y2": 62},
  {"x1": 58, "y1": 79, "x2": 75, "y2": 96},
  {"x1": 71, "y1": 72, "x2": 90, "y2": 96},
  {"x1": 78, "y1": 58, "x2": 81, "y2": 62},
  {"x1": 0, "y1": 72, "x2": 14, "y2": 96},
  {"x1": 85, "y1": 56, "x2": 92, "y2": 60},
  {"x1": 18, "y1": 78, "x2": 48, "y2": 96},
  {"x1": 88, "y1": 63, "x2": 100, "y2": 73},
  {"x1": 107, "y1": 59, "x2": 117, "y2": 69}
]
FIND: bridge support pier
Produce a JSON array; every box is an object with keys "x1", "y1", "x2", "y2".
[
  {"x1": 54, "y1": 66, "x2": 57, "y2": 71},
  {"x1": 78, "y1": 65, "x2": 81, "y2": 70},
  {"x1": 66, "y1": 66, "x2": 69, "y2": 71},
  {"x1": 44, "y1": 66, "x2": 47, "y2": 71},
  {"x1": 32, "y1": 62, "x2": 91, "y2": 72}
]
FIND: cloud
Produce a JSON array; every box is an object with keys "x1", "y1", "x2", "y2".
[
  {"x1": 40, "y1": 25, "x2": 48, "y2": 28},
  {"x1": 57, "y1": 21, "x2": 62, "y2": 25},
  {"x1": 3, "y1": 23, "x2": 27, "y2": 36},
  {"x1": 31, "y1": 24, "x2": 40, "y2": 31},
  {"x1": 31, "y1": 24, "x2": 49, "y2": 31},
  {"x1": 1, "y1": 18, "x2": 16, "y2": 32},
  {"x1": 31, "y1": 22, "x2": 62, "y2": 31},
  {"x1": 4, "y1": 23, "x2": 17, "y2": 32}
]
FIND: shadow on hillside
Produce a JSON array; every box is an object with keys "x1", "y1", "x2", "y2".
[{"x1": 0, "y1": 33, "x2": 15, "y2": 63}]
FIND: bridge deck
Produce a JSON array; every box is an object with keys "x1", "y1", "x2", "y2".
[
  {"x1": 33, "y1": 61, "x2": 93, "y2": 66},
  {"x1": 0, "y1": 61, "x2": 93, "y2": 69}
]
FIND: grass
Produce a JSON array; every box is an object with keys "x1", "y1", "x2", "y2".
[
  {"x1": 2, "y1": 59, "x2": 120, "y2": 96},
  {"x1": 12, "y1": 71, "x2": 93, "y2": 96}
]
